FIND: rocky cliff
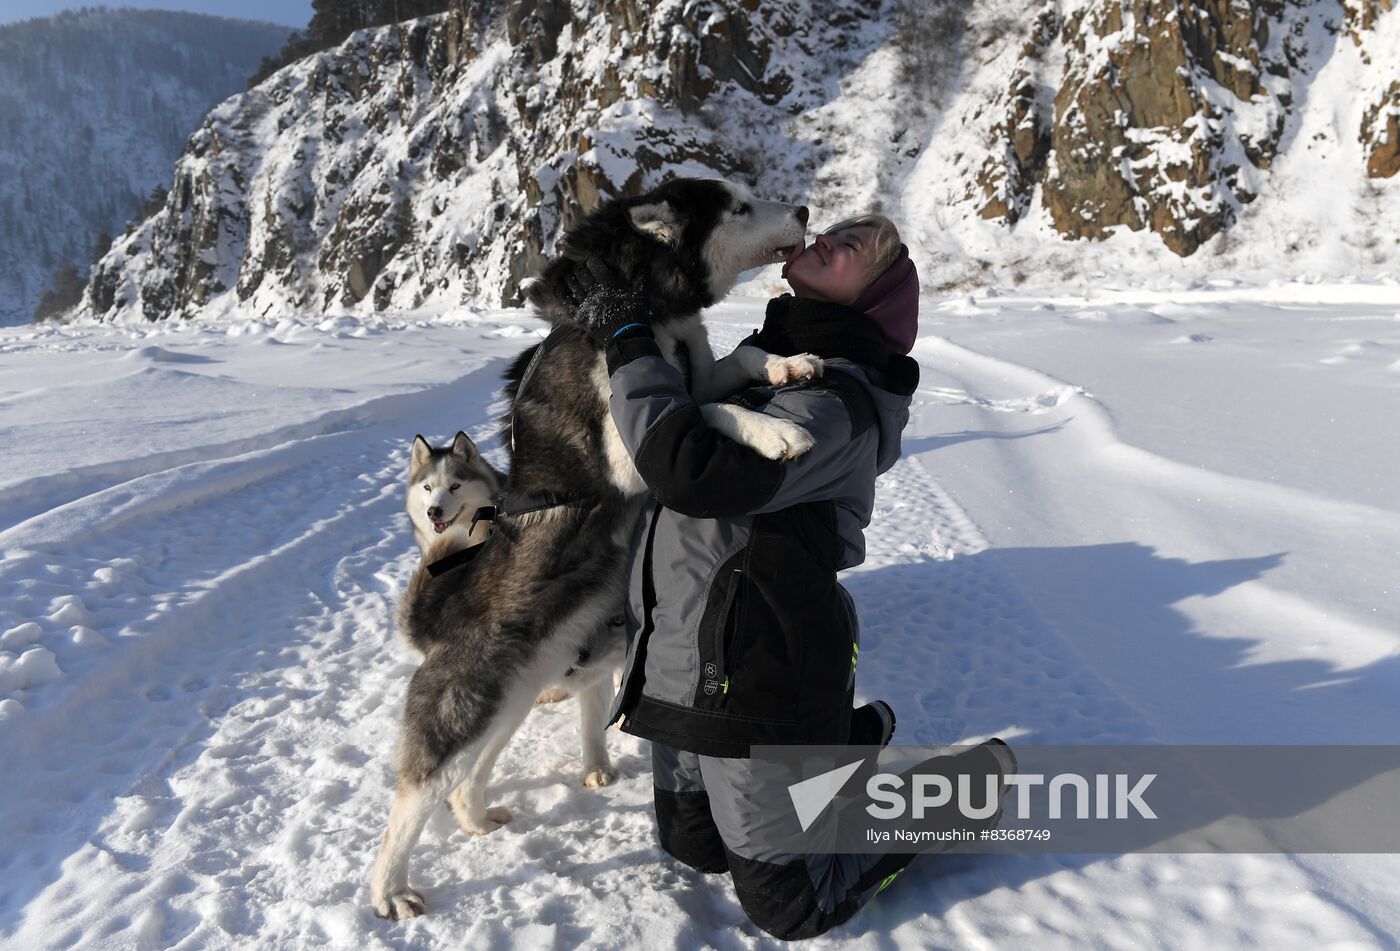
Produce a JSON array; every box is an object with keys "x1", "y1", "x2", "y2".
[
  {"x1": 78, "y1": 0, "x2": 1400, "y2": 323},
  {"x1": 974, "y1": 0, "x2": 1398, "y2": 255}
]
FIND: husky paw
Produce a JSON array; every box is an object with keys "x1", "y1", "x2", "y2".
[
  {"x1": 534, "y1": 686, "x2": 571, "y2": 704},
  {"x1": 747, "y1": 419, "x2": 816, "y2": 461},
  {"x1": 374, "y1": 888, "x2": 427, "y2": 920},
  {"x1": 583, "y1": 766, "x2": 614, "y2": 788},
  {"x1": 462, "y1": 805, "x2": 513, "y2": 836},
  {"x1": 765, "y1": 353, "x2": 824, "y2": 385}
]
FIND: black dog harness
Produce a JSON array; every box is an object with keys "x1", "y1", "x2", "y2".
[{"x1": 421, "y1": 490, "x2": 596, "y2": 578}]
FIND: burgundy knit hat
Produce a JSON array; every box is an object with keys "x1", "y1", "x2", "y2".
[{"x1": 851, "y1": 244, "x2": 919, "y2": 354}]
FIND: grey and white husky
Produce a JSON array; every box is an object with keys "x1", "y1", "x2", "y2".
[
  {"x1": 405, "y1": 431, "x2": 504, "y2": 559},
  {"x1": 404, "y1": 431, "x2": 589, "y2": 709},
  {"x1": 371, "y1": 178, "x2": 820, "y2": 919}
]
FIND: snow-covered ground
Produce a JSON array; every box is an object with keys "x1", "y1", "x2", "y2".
[{"x1": 1, "y1": 285, "x2": 1398, "y2": 949}]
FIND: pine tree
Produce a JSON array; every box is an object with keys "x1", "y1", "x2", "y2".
[
  {"x1": 33, "y1": 263, "x2": 85, "y2": 322},
  {"x1": 91, "y1": 231, "x2": 113, "y2": 265},
  {"x1": 137, "y1": 184, "x2": 169, "y2": 220},
  {"x1": 248, "y1": 0, "x2": 453, "y2": 87}
]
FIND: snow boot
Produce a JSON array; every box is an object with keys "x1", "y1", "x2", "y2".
[{"x1": 850, "y1": 701, "x2": 896, "y2": 747}]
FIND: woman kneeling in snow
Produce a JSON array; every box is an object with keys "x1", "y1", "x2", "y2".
[{"x1": 573, "y1": 214, "x2": 1015, "y2": 939}]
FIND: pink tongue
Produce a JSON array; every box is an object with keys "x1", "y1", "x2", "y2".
[
  {"x1": 780, "y1": 241, "x2": 805, "y2": 279},
  {"x1": 433, "y1": 522, "x2": 447, "y2": 533}
]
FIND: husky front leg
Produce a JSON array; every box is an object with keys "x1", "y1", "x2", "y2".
[
  {"x1": 700, "y1": 403, "x2": 816, "y2": 461},
  {"x1": 372, "y1": 657, "x2": 484, "y2": 919},
  {"x1": 576, "y1": 673, "x2": 616, "y2": 788},
  {"x1": 756, "y1": 348, "x2": 824, "y2": 385},
  {"x1": 689, "y1": 343, "x2": 759, "y2": 400},
  {"x1": 726, "y1": 344, "x2": 824, "y2": 387},
  {"x1": 692, "y1": 345, "x2": 824, "y2": 400},
  {"x1": 534, "y1": 684, "x2": 572, "y2": 704}
]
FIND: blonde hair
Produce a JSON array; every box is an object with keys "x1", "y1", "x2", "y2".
[{"x1": 822, "y1": 213, "x2": 903, "y2": 283}]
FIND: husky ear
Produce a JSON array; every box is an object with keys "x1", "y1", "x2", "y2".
[
  {"x1": 411, "y1": 434, "x2": 432, "y2": 468},
  {"x1": 451, "y1": 431, "x2": 477, "y2": 459},
  {"x1": 628, "y1": 199, "x2": 683, "y2": 247}
]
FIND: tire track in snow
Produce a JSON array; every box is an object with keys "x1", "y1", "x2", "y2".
[
  {"x1": 0, "y1": 358, "x2": 504, "y2": 550},
  {"x1": 916, "y1": 336, "x2": 1400, "y2": 537}
]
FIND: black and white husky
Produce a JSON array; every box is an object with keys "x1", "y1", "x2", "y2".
[{"x1": 371, "y1": 178, "x2": 820, "y2": 919}]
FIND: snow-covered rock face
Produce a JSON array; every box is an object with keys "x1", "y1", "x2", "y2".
[
  {"x1": 77, "y1": 0, "x2": 1399, "y2": 323},
  {"x1": 80, "y1": 0, "x2": 880, "y2": 322},
  {"x1": 1350, "y1": 0, "x2": 1400, "y2": 179},
  {"x1": 977, "y1": 0, "x2": 1332, "y2": 255},
  {"x1": 1363, "y1": 80, "x2": 1400, "y2": 177}
]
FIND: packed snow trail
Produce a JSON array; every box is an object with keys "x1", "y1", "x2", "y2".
[{"x1": 1, "y1": 293, "x2": 1397, "y2": 948}]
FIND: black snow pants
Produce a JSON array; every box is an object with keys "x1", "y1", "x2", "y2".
[{"x1": 651, "y1": 741, "x2": 1013, "y2": 941}]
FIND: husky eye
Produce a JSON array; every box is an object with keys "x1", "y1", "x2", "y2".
[
  {"x1": 423, "y1": 484, "x2": 431, "y2": 491},
  {"x1": 733, "y1": 202, "x2": 751, "y2": 216},
  {"x1": 449, "y1": 483, "x2": 461, "y2": 492}
]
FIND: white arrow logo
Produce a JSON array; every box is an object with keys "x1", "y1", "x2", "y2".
[{"x1": 787, "y1": 760, "x2": 865, "y2": 832}]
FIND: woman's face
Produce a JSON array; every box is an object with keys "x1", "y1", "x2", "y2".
[{"x1": 782, "y1": 225, "x2": 879, "y2": 304}]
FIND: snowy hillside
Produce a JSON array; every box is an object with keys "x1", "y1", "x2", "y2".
[
  {"x1": 0, "y1": 8, "x2": 289, "y2": 326},
  {"x1": 2, "y1": 284, "x2": 1399, "y2": 947},
  {"x1": 74, "y1": 0, "x2": 1400, "y2": 325}
]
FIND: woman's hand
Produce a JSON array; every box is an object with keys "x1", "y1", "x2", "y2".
[{"x1": 562, "y1": 258, "x2": 654, "y2": 346}]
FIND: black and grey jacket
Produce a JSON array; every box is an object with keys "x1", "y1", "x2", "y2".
[{"x1": 602, "y1": 314, "x2": 919, "y2": 758}]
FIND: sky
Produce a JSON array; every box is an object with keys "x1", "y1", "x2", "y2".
[{"x1": 1, "y1": 2, "x2": 312, "y2": 28}]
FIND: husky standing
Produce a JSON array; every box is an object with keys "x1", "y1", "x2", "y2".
[
  {"x1": 405, "y1": 431, "x2": 504, "y2": 560},
  {"x1": 371, "y1": 178, "x2": 818, "y2": 919}
]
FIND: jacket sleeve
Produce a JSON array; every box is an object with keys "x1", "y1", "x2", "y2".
[{"x1": 605, "y1": 335, "x2": 876, "y2": 519}]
